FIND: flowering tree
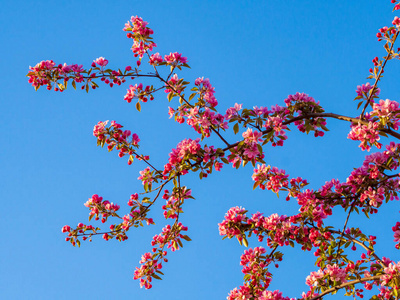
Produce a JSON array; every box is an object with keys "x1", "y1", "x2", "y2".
[{"x1": 27, "y1": 2, "x2": 400, "y2": 299}]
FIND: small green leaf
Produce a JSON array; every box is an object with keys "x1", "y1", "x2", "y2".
[
  {"x1": 253, "y1": 181, "x2": 260, "y2": 190},
  {"x1": 167, "y1": 92, "x2": 173, "y2": 102},
  {"x1": 181, "y1": 235, "x2": 192, "y2": 241},
  {"x1": 152, "y1": 273, "x2": 162, "y2": 280},
  {"x1": 221, "y1": 157, "x2": 229, "y2": 164},
  {"x1": 136, "y1": 102, "x2": 141, "y2": 111},
  {"x1": 177, "y1": 239, "x2": 183, "y2": 247},
  {"x1": 233, "y1": 123, "x2": 239, "y2": 134},
  {"x1": 243, "y1": 237, "x2": 248, "y2": 247},
  {"x1": 189, "y1": 93, "x2": 196, "y2": 101}
]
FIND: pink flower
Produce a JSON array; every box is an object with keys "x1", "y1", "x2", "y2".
[
  {"x1": 138, "y1": 167, "x2": 154, "y2": 186},
  {"x1": 356, "y1": 82, "x2": 380, "y2": 98},
  {"x1": 225, "y1": 103, "x2": 243, "y2": 120},
  {"x1": 124, "y1": 83, "x2": 143, "y2": 103},
  {"x1": 93, "y1": 120, "x2": 108, "y2": 137},
  {"x1": 93, "y1": 57, "x2": 109, "y2": 67},
  {"x1": 149, "y1": 53, "x2": 163, "y2": 66},
  {"x1": 164, "y1": 52, "x2": 188, "y2": 66},
  {"x1": 324, "y1": 264, "x2": 347, "y2": 283},
  {"x1": 61, "y1": 225, "x2": 71, "y2": 233},
  {"x1": 306, "y1": 269, "x2": 324, "y2": 286}
]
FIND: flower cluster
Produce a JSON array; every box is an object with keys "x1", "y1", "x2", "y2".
[
  {"x1": 225, "y1": 103, "x2": 243, "y2": 120},
  {"x1": 41, "y1": 10, "x2": 400, "y2": 299},
  {"x1": 165, "y1": 74, "x2": 185, "y2": 96},
  {"x1": 381, "y1": 261, "x2": 400, "y2": 287},
  {"x1": 124, "y1": 83, "x2": 154, "y2": 103},
  {"x1": 62, "y1": 223, "x2": 98, "y2": 246},
  {"x1": 84, "y1": 194, "x2": 120, "y2": 223},
  {"x1": 194, "y1": 77, "x2": 218, "y2": 108},
  {"x1": 218, "y1": 207, "x2": 296, "y2": 248},
  {"x1": 138, "y1": 167, "x2": 154, "y2": 188},
  {"x1": 356, "y1": 82, "x2": 380, "y2": 99},
  {"x1": 91, "y1": 57, "x2": 109, "y2": 67},
  {"x1": 162, "y1": 187, "x2": 192, "y2": 219},
  {"x1": 149, "y1": 53, "x2": 163, "y2": 66},
  {"x1": 164, "y1": 52, "x2": 188, "y2": 67},
  {"x1": 27, "y1": 60, "x2": 86, "y2": 91},
  {"x1": 123, "y1": 16, "x2": 156, "y2": 63},
  {"x1": 284, "y1": 92, "x2": 327, "y2": 137},
  {"x1": 218, "y1": 206, "x2": 248, "y2": 241},
  {"x1": 305, "y1": 264, "x2": 347, "y2": 287},
  {"x1": 93, "y1": 120, "x2": 141, "y2": 165},
  {"x1": 348, "y1": 121, "x2": 382, "y2": 151},
  {"x1": 252, "y1": 164, "x2": 292, "y2": 193},
  {"x1": 371, "y1": 99, "x2": 400, "y2": 130},
  {"x1": 227, "y1": 287, "x2": 294, "y2": 300},
  {"x1": 392, "y1": 0, "x2": 400, "y2": 11},
  {"x1": 133, "y1": 223, "x2": 189, "y2": 289},
  {"x1": 392, "y1": 222, "x2": 400, "y2": 249},
  {"x1": 163, "y1": 138, "x2": 201, "y2": 177},
  {"x1": 185, "y1": 106, "x2": 228, "y2": 137}
]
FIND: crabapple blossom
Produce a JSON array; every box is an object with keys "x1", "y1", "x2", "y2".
[
  {"x1": 92, "y1": 57, "x2": 109, "y2": 67},
  {"x1": 30, "y1": 3, "x2": 400, "y2": 299}
]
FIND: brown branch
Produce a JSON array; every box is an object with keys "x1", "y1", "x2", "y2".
[
  {"x1": 222, "y1": 112, "x2": 400, "y2": 152},
  {"x1": 157, "y1": 75, "x2": 232, "y2": 147},
  {"x1": 329, "y1": 229, "x2": 384, "y2": 267},
  {"x1": 308, "y1": 275, "x2": 381, "y2": 300},
  {"x1": 360, "y1": 31, "x2": 399, "y2": 118}
]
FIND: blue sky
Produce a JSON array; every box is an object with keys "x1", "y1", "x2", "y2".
[{"x1": 2, "y1": 1, "x2": 400, "y2": 299}]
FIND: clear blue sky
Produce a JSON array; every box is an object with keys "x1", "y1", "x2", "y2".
[{"x1": 2, "y1": 1, "x2": 400, "y2": 299}]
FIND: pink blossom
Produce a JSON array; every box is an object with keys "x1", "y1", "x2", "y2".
[
  {"x1": 164, "y1": 52, "x2": 188, "y2": 66},
  {"x1": 61, "y1": 225, "x2": 71, "y2": 233},
  {"x1": 149, "y1": 53, "x2": 163, "y2": 66},
  {"x1": 324, "y1": 264, "x2": 347, "y2": 283},
  {"x1": 138, "y1": 167, "x2": 154, "y2": 186},
  {"x1": 348, "y1": 121, "x2": 382, "y2": 151},
  {"x1": 93, "y1": 120, "x2": 108, "y2": 137},
  {"x1": 306, "y1": 269, "x2": 324, "y2": 286},
  {"x1": 225, "y1": 103, "x2": 243, "y2": 120},
  {"x1": 93, "y1": 57, "x2": 109, "y2": 67},
  {"x1": 356, "y1": 82, "x2": 380, "y2": 98}
]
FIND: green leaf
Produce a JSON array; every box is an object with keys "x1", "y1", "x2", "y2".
[
  {"x1": 379, "y1": 131, "x2": 388, "y2": 138},
  {"x1": 136, "y1": 102, "x2": 141, "y2": 112},
  {"x1": 72, "y1": 80, "x2": 76, "y2": 90},
  {"x1": 189, "y1": 93, "x2": 196, "y2": 101},
  {"x1": 235, "y1": 160, "x2": 240, "y2": 169},
  {"x1": 181, "y1": 235, "x2": 192, "y2": 241},
  {"x1": 167, "y1": 92, "x2": 173, "y2": 102},
  {"x1": 253, "y1": 181, "x2": 260, "y2": 190},
  {"x1": 233, "y1": 123, "x2": 239, "y2": 134},
  {"x1": 321, "y1": 125, "x2": 329, "y2": 131},
  {"x1": 257, "y1": 144, "x2": 263, "y2": 156},
  {"x1": 243, "y1": 237, "x2": 248, "y2": 247},
  {"x1": 221, "y1": 157, "x2": 229, "y2": 164},
  {"x1": 177, "y1": 239, "x2": 183, "y2": 247},
  {"x1": 152, "y1": 273, "x2": 162, "y2": 280}
]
